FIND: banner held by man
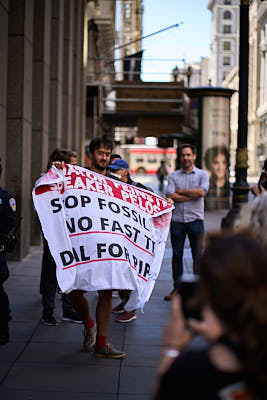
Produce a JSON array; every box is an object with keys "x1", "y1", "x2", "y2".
[{"x1": 32, "y1": 164, "x2": 173, "y2": 310}]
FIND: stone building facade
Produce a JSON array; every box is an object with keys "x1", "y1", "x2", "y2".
[
  {"x1": 222, "y1": 0, "x2": 263, "y2": 177},
  {"x1": 208, "y1": 0, "x2": 240, "y2": 86},
  {"x1": 0, "y1": 0, "x2": 88, "y2": 259},
  {"x1": 85, "y1": 0, "x2": 116, "y2": 141},
  {"x1": 257, "y1": 1, "x2": 267, "y2": 166}
]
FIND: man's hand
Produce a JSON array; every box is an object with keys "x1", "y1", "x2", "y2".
[
  {"x1": 52, "y1": 161, "x2": 65, "y2": 170},
  {"x1": 166, "y1": 197, "x2": 174, "y2": 206}
]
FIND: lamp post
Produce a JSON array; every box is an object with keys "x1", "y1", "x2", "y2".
[{"x1": 222, "y1": 0, "x2": 250, "y2": 229}]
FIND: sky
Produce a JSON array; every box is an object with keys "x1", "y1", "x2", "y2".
[{"x1": 141, "y1": 0, "x2": 211, "y2": 81}]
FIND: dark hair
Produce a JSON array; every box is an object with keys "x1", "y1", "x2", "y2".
[
  {"x1": 88, "y1": 135, "x2": 113, "y2": 155},
  {"x1": 204, "y1": 145, "x2": 229, "y2": 171},
  {"x1": 178, "y1": 143, "x2": 197, "y2": 156},
  {"x1": 46, "y1": 148, "x2": 76, "y2": 172},
  {"x1": 263, "y1": 159, "x2": 267, "y2": 171},
  {"x1": 110, "y1": 154, "x2": 121, "y2": 163},
  {"x1": 196, "y1": 232, "x2": 267, "y2": 390}
]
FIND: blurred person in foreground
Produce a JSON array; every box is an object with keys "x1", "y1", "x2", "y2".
[
  {"x1": 234, "y1": 190, "x2": 267, "y2": 247},
  {"x1": 251, "y1": 159, "x2": 267, "y2": 197},
  {"x1": 153, "y1": 232, "x2": 267, "y2": 399},
  {"x1": 0, "y1": 157, "x2": 16, "y2": 345}
]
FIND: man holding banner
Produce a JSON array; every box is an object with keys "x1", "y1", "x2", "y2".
[{"x1": 33, "y1": 135, "x2": 173, "y2": 359}]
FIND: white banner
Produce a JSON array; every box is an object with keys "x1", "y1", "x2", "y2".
[{"x1": 32, "y1": 165, "x2": 173, "y2": 310}]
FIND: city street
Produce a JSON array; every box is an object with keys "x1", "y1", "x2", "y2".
[
  {"x1": 0, "y1": 174, "x2": 228, "y2": 399},
  {"x1": 0, "y1": 0, "x2": 265, "y2": 396}
]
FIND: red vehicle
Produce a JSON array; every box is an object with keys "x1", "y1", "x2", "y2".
[{"x1": 119, "y1": 145, "x2": 177, "y2": 175}]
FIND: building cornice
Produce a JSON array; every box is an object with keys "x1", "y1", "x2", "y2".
[{"x1": 207, "y1": 0, "x2": 215, "y2": 11}]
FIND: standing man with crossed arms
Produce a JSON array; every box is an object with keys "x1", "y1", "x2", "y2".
[{"x1": 164, "y1": 144, "x2": 209, "y2": 301}]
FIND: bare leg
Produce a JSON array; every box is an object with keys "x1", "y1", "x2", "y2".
[
  {"x1": 69, "y1": 290, "x2": 90, "y2": 330},
  {"x1": 94, "y1": 290, "x2": 126, "y2": 357}
]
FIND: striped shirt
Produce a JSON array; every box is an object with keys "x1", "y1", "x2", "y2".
[{"x1": 166, "y1": 166, "x2": 209, "y2": 223}]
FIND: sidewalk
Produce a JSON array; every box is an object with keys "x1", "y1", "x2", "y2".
[{"x1": 0, "y1": 209, "x2": 228, "y2": 400}]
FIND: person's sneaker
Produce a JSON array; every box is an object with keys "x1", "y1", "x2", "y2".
[
  {"x1": 112, "y1": 303, "x2": 124, "y2": 314},
  {"x1": 115, "y1": 311, "x2": 136, "y2": 323},
  {"x1": 164, "y1": 288, "x2": 179, "y2": 301},
  {"x1": 62, "y1": 312, "x2": 82, "y2": 324},
  {"x1": 41, "y1": 314, "x2": 58, "y2": 326},
  {"x1": 94, "y1": 343, "x2": 126, "y2": 359},
  {"x1": 0, "y1": 328, "x2": 9, "y2": 346},
  {"x1": 83, "y1": 326, "x2": 96, "y2": 352}
]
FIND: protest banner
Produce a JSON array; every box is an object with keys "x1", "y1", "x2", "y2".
[{"x1": 32, "y1": 164, "x2": 173, "y2": 310}]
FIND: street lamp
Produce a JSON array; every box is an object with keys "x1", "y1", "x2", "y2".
[{"x1": 222, "y1": 0, "x2": 250, "y2": 228}]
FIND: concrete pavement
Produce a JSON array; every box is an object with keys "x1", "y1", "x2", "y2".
[{"x1": 0, "y1": 208, "x2": 228, "y2": 400}]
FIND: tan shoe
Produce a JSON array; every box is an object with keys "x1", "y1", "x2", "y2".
[
  {"x1": 83, "y1": 326, "x2": 96, "y2": 352},
  {"x1": 94, "y1": 343, "x2": 126, "y2": 359}
]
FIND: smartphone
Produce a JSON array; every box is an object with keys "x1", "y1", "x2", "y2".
[{"x1": 179, "y1": 274, "x2": 201, "y2": 320}]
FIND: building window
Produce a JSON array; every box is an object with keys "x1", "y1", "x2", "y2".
[
  {"x1": 147, "y1": 157, "x2": 157, "y2": 163},
  {"x1": 223, "y1": 56, "x2": 231, "y2": 65},
  {"x1": 224, "y1": 0, "x2": 231, "y2": 4},
  {"x1": 223, "y1": 41, "x2": 231, "y2": 51},
  {"x1": 223, "y1": 10, "x2": 232, "y2": 20},
  {"x1": 223, "y1": 25, "x2": 232, "y2": 34}
]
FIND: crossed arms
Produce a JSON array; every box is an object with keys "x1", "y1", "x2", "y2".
[{"x1": 168, "y1": 187, "x2": 206, "y2": 203}]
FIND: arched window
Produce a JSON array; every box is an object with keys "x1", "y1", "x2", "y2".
[{"x1": 224, "y1": 10, "x2": 232, "y2": 20}]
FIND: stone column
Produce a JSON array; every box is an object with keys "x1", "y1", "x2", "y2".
[
  {"x1": 49, "y1": 0, "x2": 64, "y2": 153},
  {"x1": 0, "y1": 0, "x2": 9, "y2": 185},
  {"x1": 62, "y1": 0, "x2": 74, "y2": 149},
  {"x1": 79, "y1": 0, "x2": 87, "y2": 165},
  {"x1": 71, "y1": 0, "x2": 82, "y2": 156},
  {"x1": 6, "y1": 0, "x2": 34, "y2": 259},
  {"x1": 31, "y1": 0, "x2": 52, "y2": 245}
]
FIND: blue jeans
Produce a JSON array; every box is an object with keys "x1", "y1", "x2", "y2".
[{"x1": 170, "y1": 219, "x2": 204, "y2": 288}]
